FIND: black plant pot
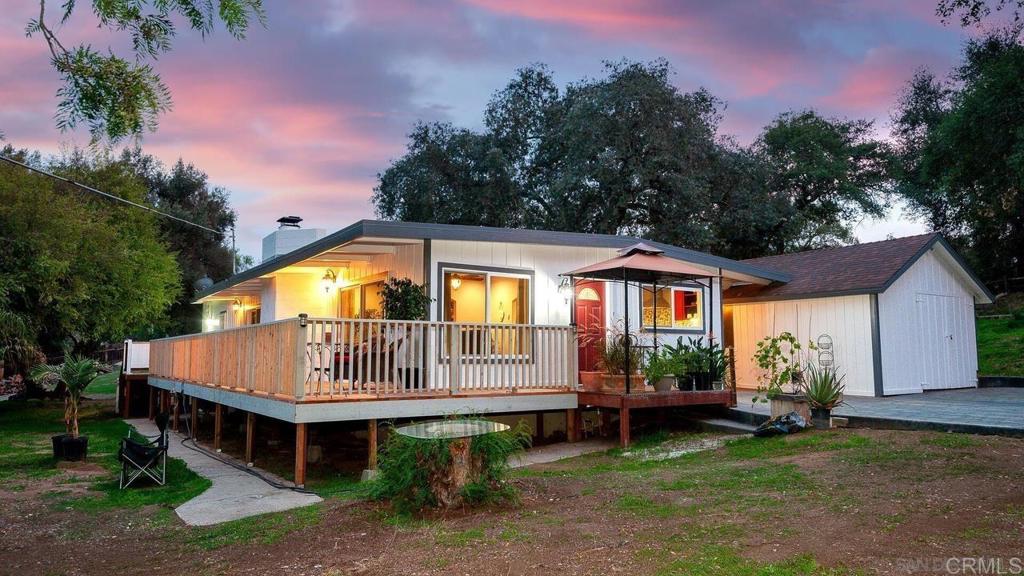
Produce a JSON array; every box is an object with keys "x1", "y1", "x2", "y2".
[
  {"x1": 676, "y1": 374, "x2": 694, "y2": 391},
  {"x1": 810, "y1": 408, "x2": 831, "y2": 429},
  {"x1": 693, "y1": 372, "x2": 713, "y2": 391},
  {"x1": 51, "y1": 434, "x2": 70, "y2": 459},
  {"x1": 61, "y1": 436, "x2": 89, "y2": 462}
]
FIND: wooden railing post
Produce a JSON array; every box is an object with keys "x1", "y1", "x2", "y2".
[
  {"x1": 448, "y1": 324, "x2": 461, "y2": 394},
  {"x1": 295, "y1": 315, "x2": 308, "y2": 401}
]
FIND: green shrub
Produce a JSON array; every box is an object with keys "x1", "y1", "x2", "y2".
[{"x1": 371, "y1": 418, "x2": 531, "y2": 512}]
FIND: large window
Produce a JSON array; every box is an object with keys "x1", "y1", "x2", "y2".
[
  {"x1": 642, "y1": 286, "x2": 703, "y2": 330},
  {"x1": 442, "y1": 268, "x2": 530, "y2": 355},
  {"x1": 338, "y1": 279, "x2": 386, "y2": 319}
]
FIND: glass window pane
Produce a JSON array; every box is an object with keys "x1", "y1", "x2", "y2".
[
  {"x1": 642, "y1": 286, "x2": 672, "y2": 327},
  {"x1": 361, "y1": 281, "x2": 385, "y2": 319},
  {"x1": 673, "y1": 289, "x2": 702, "y2": 329},
  {"x1": 443, "y1": 272, "x2": 486, "y2": 322},
  {"x1": 490, "y1": 275, "x2": 529, "y2": 354}
]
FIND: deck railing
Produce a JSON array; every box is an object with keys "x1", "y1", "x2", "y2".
[{"x1": 149, "y1": 317, "x2": 578, "y2": 400}]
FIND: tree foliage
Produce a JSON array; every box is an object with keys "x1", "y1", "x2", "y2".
[
  {"x1": 23, "y1": 0, "x2": 265, "y2": 142},
  {"x1": 937, "y1": 0, "x2": 1024, "y2": 27},
  {"x1": 892, "y1": 32, "x2": 1024, "y2": 282},
  {"x1": 375, "y1": 61, "x2": 893, "y2": 259},
  {"x1": 0, "y1": 145, "x2": 180, "y2": 359},
  {"x1": 121, "y1": 150, "x2": 240, "y2": 336}
]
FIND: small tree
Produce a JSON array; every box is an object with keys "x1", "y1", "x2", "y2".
[
  {"x1": 31, "y1": 357, "x2": 100, "y2": 438},
  {"x1": 751, "y1": 332, "x2": 815, "y2": 403},
  {"x1": 379, "y1": 278, "x2": 432, "y2": 321}
]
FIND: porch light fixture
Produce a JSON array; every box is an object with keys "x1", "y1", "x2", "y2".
[
  {"x1": 450, "y1": 275, "x2": 462, "y2": 290},
  {"x1": 557, "y1": 276, "x2": 573, "y2": 302},
  {"x1": 230, "y1": 299, "x2": 241, "y2": 311},
  {"x1": 321, "y1": 269, "x2": 338, "y2": 294}
]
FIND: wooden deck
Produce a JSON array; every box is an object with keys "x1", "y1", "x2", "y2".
[{"x1": 578, "y1": 388, "x2": 736, "y2": 447}]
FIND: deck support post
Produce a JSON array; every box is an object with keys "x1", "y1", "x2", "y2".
[
  {"x1": 121, "y1": 376, "x2": 131, "y2": 418},
  {"x1": 295, "y1": 423, "x2": 308, "y2": 487},
  {"x1": 148, "y1": 386, "x2": 155, "y2": 420},
  {"x1": 535, "y1": 412, "x2": 545, "y2": 442},
  {"x1": 190, "y1": 398, "x2": 199, "y2": 440},
  {"x1": 245, "y1": 412, "x2": 256, "y2": 466},
  {"x1": 172, "y1": 394, "x2": 180, "y2": 432},
  {"x1": 368, "y1": 419, "x2": 378, "y2": 470},
  {"x1": 566, "y1": 409, "x2": 578, "y2": 443},
  {"x1": 213, "y1": 403, "x2": 223, "y2": 452},
  {"x1": 619, "y1": 405, "x2": 631, "y2": 448}
]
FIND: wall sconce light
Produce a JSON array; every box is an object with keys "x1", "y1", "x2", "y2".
[
  {"x1": 450, "y1": 275, "x2": 462, "y2": 290},
  {"x1": 321, "y1": 269, "x2": 338, "y2": 294},
  {"x1": 557, "y1": 276, "x2": 573, "y2": 303},
  {"x1": 230, "y1": 299, "x2": 241, "y2": 311}
]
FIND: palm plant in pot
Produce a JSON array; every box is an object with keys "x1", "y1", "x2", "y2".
[
  {"x1": 31, "y1": 356, "x2": 101, "y2": 461},
  {"x1": 803, "y1": 363, "x2": 846, "y2": 428}
]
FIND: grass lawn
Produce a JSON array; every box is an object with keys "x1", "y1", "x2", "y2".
[
  {"x1": 2, "y1": 398, "x2": 1023, "y2": 575},
  {"x1": 976, "y1": 316, "x2": 1024, "y2": 376},
  {"x1": 84, "y1": 369, "x2": 120, "y2": 395},
  {"x1": 0, "y1": 399, "x2": 209, "y2": 509}
]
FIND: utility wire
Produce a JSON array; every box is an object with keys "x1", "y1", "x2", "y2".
[{"x1": 0, "y1": 154, "x2": 221, "y2": 235}]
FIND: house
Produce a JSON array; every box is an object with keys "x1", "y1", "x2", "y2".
[
  {"x1": 130, "y1": 220, "x2": 991, "y2": 484},
  {"x1": 723, "y1": 233, "x2": 994, "y2": 396}
]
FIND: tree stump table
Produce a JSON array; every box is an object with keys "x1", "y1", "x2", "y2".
[{"x1": 394, "y1": 419, "x2": 510, "y2": 508}]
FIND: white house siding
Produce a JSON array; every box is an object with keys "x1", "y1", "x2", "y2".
[
  {"x1": 878, "y1": 248, "x2": 979, "y2": 394},
  {"x1": 727, "y1": 295, "x2": 876, "y2": 397},
  {"x1": 343, "y1": 243, "x2": 423, "y2": 285},
  {"x1": 427, "y1": 240, "x2": 723, "y2": 344}
]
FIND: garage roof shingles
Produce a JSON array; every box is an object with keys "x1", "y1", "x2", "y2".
[{"x1": 723, "y1": 233, "x2": 939, "y2": 302}]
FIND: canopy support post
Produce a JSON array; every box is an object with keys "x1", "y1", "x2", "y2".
[{"x1": 623, "y1": 268, "x2": 631, "y2": 395}]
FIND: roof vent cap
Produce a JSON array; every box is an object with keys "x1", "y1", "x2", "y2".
[{"x1": 277, "y1": 216, "x2": 303, "y2": 229}]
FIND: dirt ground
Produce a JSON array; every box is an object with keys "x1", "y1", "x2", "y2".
[{"x1": 2, "y1": 426, "x2": 1023, "y2": 576}]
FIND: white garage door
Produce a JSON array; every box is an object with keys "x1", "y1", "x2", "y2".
[{"x1": 915, "y1": 293, "x2": 972, "y2": 390}]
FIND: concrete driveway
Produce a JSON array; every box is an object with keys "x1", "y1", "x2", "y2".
[{"x1": 735, "y1": 387, "x2": 1024, "y2": 435}]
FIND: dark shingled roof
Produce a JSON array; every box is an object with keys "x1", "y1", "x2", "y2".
[{"x1": 723, "y1": 233, "x2": 943, "y2": 302}]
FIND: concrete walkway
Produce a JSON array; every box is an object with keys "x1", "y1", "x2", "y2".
[
  {"x1": 127, "y1": 418, "x2": 322, "y2": 526},
  {"x1": 734, "y1": 388, "x2": 1024, "y2": 435},
  {"x1": 510, "y1": 437, "x2": 616, "y2": 468}
]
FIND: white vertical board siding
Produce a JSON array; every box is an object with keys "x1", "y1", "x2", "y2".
[
  {"x1": 728, "y1": 295, "x2": 876, "y2": 396},
  {"x1": 428, "y1": 240, "x2": 724, "y2": 338},
  {"x1": 429, "y1": 240, "x2": 620, "y2": 325},
  {"x1": 878, "y1": 249, "x2": 978, "y2": 393}
]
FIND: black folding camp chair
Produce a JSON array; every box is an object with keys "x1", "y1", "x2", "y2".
[{"x1": 119, "y1": 412, "x2": 169, "y2": 488}]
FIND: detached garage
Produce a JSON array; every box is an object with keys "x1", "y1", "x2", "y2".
[{"x1": 722, "y1": 234, "x2": 994, "y2": 397}]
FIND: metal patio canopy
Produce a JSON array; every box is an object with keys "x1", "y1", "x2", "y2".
[{"x1": 562, "y1": 242, "x2": 723, "y2": 394}]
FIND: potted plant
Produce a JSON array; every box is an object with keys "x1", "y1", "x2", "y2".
[
  {"x1": 803, "y1": 362, "x2": 846, "y2": 428},
  {"x1": 379, "y1": 278, "x2": 433, "y2": 388},
  {"x1": 595, "y1": 325, "x2": 643, "y2": 392},
  {"x1": 662, "y1": 338, "x2": 696, "y2": 391},
  {"x1": 31, "y1": 356, "x2": 101, "y2": 461},
  {"x1": 643, "y1": 351, "x2": 675, "y2": 392},
  {"x1": 751, "y1": 332, "x2": 816, "y2": 418}
]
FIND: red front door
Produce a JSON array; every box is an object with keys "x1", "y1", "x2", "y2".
[{"x1": 575, "y1": 281, "x2": 605, "y2": 372}]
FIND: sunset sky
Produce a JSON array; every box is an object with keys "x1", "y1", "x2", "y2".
[{"x1": 0, "y1": 0, "x2": 985, "y2": 258}]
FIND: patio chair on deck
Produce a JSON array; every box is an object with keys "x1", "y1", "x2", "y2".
[{"x1": 119, "y1": 412, "x2": 169, "y2": 488}]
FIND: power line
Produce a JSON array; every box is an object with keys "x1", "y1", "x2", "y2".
[{"x1": 0, "y1": 154, "x2": 221, "y2": 234}]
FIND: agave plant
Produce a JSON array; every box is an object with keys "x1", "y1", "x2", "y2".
[
  {"x1": 802, "y1": 362, "x2": 846, "y2": 410},
  {"x1": 30, "y1": 356, "x2": 101, "y2": 438}
]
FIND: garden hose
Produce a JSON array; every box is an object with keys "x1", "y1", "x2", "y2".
[{"x1": 174, "y1": 392, "x2": 317, "y2": 495}]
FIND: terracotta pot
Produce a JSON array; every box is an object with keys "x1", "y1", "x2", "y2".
[
  {"x1": 580, "y1": 371, "x2": 604, "y2": 392},
  {"x1": 601, "y1": 373, "x2": 643, "y2": 392}
]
